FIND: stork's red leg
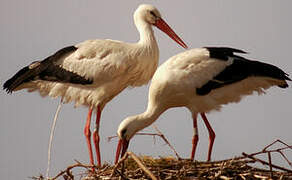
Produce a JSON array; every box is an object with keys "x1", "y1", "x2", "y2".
[
  {"x1": 84, "y1": 107, "x2": 94, "y2": 165},
  {"x1": 200, "y1": 113, "x2": 215, "y2": 161},
  {"x1": 93, "y1": 105, "x2": 102, "y2": 166},
  {"x1": 190, "y1": 113, "x2": 199, "y2": 161}
]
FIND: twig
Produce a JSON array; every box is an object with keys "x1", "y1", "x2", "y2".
[
  {"x1": 278, "y1": 150, "x2": 292, "y2": 169},
  {"x1": 263, "y1": 139, "x2": 291, "y2": 152},
  {"x1": 242, "y1": 152, "x2": 292, "y2": 173},
  {"x1": 107, "y1": 133, "x2": 163, "y2": 142},
  {"x1": 46, "y1": 99, "x2": 63, "y2": 179},
  {"x1": 110, "y1": 152, "x2": 130, "y2": 178},
  {"x1": 111, "y1": 152, "x2": 157, "y2": 180},
  {"x1": 152, "y1": 125, "x2": 181, "y2": 160},
  {"x1": 128, "y1": 152, "x2": 158, "y2": 180},
  {"x1": 268, "y1": 152, "x2": 273, "y2": 179},
  {"x1": 107, "y1": 125, "x2": 181, "y2": 160},
  {"x1": 30, "y1": 175, "x2": 45, "y2": 180},
  {"x1": 247, "y1": 145, "x2": 292, "y2": 157},
  {"x1": 51, "y1": 160, "x2": 96, "y2": 180},
  {"x1": 247, "y1": 139, "x2": 292, "y2": 170}
]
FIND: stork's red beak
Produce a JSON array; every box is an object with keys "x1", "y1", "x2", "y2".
[
  {"x1": 115, "y1": 138, "x2": 129, "y2": 164},
  {"x1": 154, "y1": 18, "x2": 188, "y2": 49}
]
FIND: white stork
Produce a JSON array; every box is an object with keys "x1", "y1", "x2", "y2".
[
  {"x1": 3, "y1": 4, "x2": 187, "y2": 166},
  {"x1": 115, "y1": 47, "x2": 291, "y2": 163}
]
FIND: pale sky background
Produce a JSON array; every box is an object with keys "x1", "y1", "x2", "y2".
[{"x1": 1, "y1": 1, "x2": 291, "y2": 179}]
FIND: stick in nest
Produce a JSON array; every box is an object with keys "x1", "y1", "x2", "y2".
[
  {"x1": 51, "y1": 160, "x2": 97, "y2": 180},
  {"x1": 263, "y1": 139, "x2": 292, "y2": 169},
  {"x1": 242, "y1": 152, "x2": 292, "y2": 173},
  {"x1": 241, "y1": 139, "x2": 292, "y2": 173},
  {"x1": 152, "y1": 124, "x2": 181, "y2": 160},
  {"x1": 107, "y1": 125, "x2": 181, "y2": 160},
  {"x1": 111, "y1": 151, "x2": 158, "y2": 180}
]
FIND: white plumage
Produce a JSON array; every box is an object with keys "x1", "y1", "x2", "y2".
[
  {"x1": 150, "y1": 48, "x2": 285, "y2": 112},
  {"x1": 27, "y1": 39, "x2": 160, "y2": 107},
  {"x1": 115, "y1": 47, "x2": 290, "y2": 163},
  {"x1": 4, "y1": 4, "x2": 187, "y2": 166}
]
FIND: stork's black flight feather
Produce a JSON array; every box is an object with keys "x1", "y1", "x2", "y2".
[
  {"x1": 197, "y1": 47, "x2": 291, "y2": 95},
  {"x1": 3, "y1": 46, "x2": 93, "y2": 93}
]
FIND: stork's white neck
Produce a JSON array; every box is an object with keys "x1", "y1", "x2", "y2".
[
  {"x1": 118, "y1": 98, "x2": 167, "y2": 141},
  {"x1": 131, "y1": 102, "x2": 165, "y2": 134},
  {"x1": 135, "y1": 17, "x2": 158, "y2": 49},
  {"x1": 139, "y1": 23, "x2": 156, "y2": 45}
]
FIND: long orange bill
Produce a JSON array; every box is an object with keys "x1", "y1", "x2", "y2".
[
  {"x1": 154, "y1": 18, "x2": 188, "y2": 49},
  {"x1": 115, "y1": 139, "x2": 129, "y2": 164}
]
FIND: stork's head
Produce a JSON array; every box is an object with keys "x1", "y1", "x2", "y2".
[
  {"x1": 134, "y1": 4, "x2": 162, "y2": 25},
  {"x1": 134, "y1": 4, "x2": 188, "y2": 49},
  {"x1": 114, "y1": 115, "x2": 143, "y2": 164}
]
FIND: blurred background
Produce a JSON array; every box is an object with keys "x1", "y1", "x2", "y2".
[{"x1": 0, "y1": 1, "x2": 291, "y2": 179}]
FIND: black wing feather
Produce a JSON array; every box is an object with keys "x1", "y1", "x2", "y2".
[
  {"x1": 197, "y1": 47, "x2": 291, "y2": 95},
  {"x1": 205, "y1": 47, "x2": 247, "y2": 60},
  {"x1": 3, "y1": 46, "x2": 93, "y2": 93},
  {"x1": 39, "y1": 64, "x2": 93, "y2": 85}
]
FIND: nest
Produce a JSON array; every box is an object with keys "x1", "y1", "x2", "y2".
[
  {"x1": 98, "y1": 156, "x2": 292, "y2": 179},
  {"x1": 32, "y1": 154, "x2": 292, "y2": 180},
  {"x1": 32, "y1": 134, "x2": 292, "y2": 180}
]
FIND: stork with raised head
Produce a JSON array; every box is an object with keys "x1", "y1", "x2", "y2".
[
  {"x1": 115, "y1": 47, "x2": 291, "y2": 163},
  {"x1": 3, "y1": 4, "x2": 187, "y2": 166}
]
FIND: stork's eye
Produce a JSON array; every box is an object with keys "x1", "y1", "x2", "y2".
[
  {"x1": 150, "y1": 11, "x2": 157, "y2": 18},
  {"x1": 121, "y1": 129, "x2": 127, "y2": 137}
]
